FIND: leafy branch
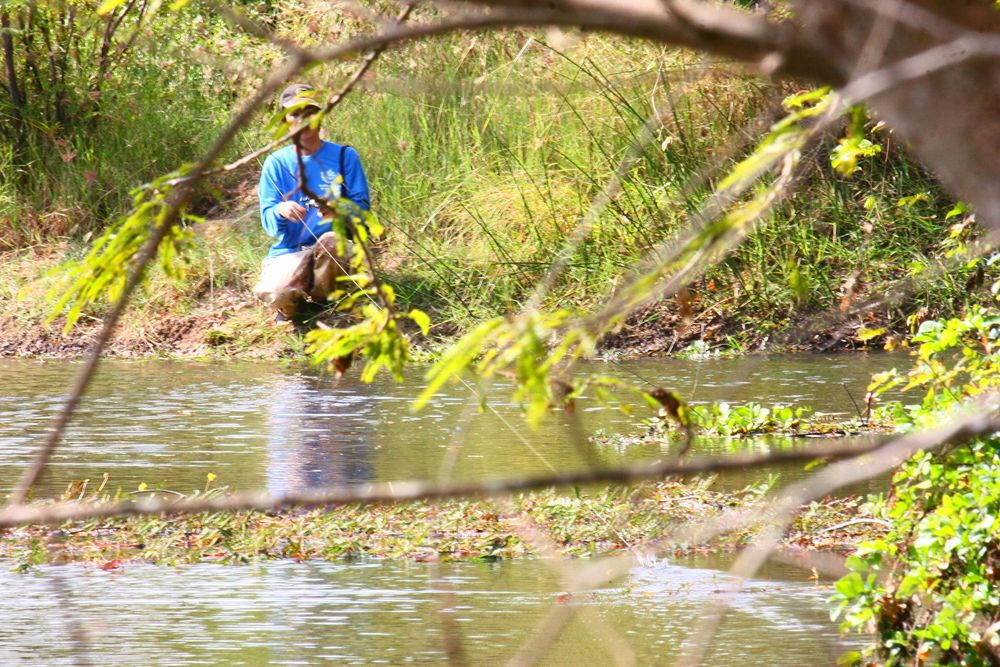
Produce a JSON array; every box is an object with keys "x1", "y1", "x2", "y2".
[
  {"x1": 43, "y1": 170, "x2": 199, "y2": 332},
  {"x1": 412, "y1": 88, "x2": 840, "y2": 426}
]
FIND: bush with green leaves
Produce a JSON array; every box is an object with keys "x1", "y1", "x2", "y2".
[
  {"x1": 0, "y1": 1, "x2": 254, "y2": 246},
  {"x1": 691, "y1": 402, "x2": 811, "y2": 436},
  {"x1": 834, "y1": 307, "x2": 1000, "y2": 666}
]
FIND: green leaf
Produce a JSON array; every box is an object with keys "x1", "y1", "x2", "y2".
[
  {"x1": 414, "y1": 317, "x2": 506, "y2": 411},
  {"x1": 897, "y1": 192, "x2": 932, "y2": 209},
  {"x1": 835, "y1": 572, "x2": 865, "y2": 598},
  {"x1": 97, "y1": 0, "x2": 128, "y2": 14},
  {"x1": 408, "y1": 309, "x2": 431, "y2": 336},
  {"x1": 946, "y1": 202, "x2": 970, "y2": 219},
  {"x1": 836, "y1": 651, "x2": 862, "y2": 666},
  {"x1": 783, "y1": 86, "x2": 831, "y2": 109},
  {"x1": 844, "y1": 555, "x2": 869, "y2": 573},
  {"x1": 857, "y1": 327, "x2": 887, "y2": 342}
]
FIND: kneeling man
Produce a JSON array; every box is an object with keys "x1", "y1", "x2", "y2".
[{"x1": 254, "y1": 83, "x2": 371, "y2": 321}]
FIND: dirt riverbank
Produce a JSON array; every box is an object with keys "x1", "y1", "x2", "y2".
[{"x1": 0, "y1": 236, "x2": 889, "y2": 360}]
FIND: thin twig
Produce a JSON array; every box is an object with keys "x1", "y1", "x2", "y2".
[
  {"x1": 676, "y1": 402, "x2": 1000, "y2": 667},
  {"x1": 0, "y1": 434, "x2": 941, "y2": 528},
  {"x1": 815, "y1": 517, "x2": 891, "y2": 533},
  {"x1": 509, "y1": 404, "x2": 998, "y2": 667}
]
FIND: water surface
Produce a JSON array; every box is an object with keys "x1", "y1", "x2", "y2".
[
  {"x1": 0, "y1": 353, "x2": 904, "y2": 497},
  {"x1": 0, "y1": 554, "x2": 858, "y2": 666},
  {"x1": 0, "y1": 355, "x2": 893, "y2": 664}
]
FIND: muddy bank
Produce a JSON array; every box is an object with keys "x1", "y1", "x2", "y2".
[
  {"x1": 0, "y1": 234, "x2": 294, "y2": 359},
  {"x1": 0, "y1": 300, "x2": 876, "y2": 360},
  {"x1": 0, "y1": 287, "x2": 289, "y2": 359},
  {"x1": 0, "y1": 243, "x2": 887, "y2": 360}
]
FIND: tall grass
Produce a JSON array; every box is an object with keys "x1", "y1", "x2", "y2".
[
  {"x1": 304, "y1": 31, "x2": 974, "y2": 335},
  {"x1": 0, "y1": 8, "x2": 249, "y2": 249},
  {"x1": 299, "y1": 37, "x2": 765, "y2": 322}
]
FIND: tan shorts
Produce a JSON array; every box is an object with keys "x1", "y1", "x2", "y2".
[
  {"x1": 253, "y1": 233, "x2": 352, "y2": 316},
  {"x1": 253, "y1": 250, "x2": 310, "y2": 304}
]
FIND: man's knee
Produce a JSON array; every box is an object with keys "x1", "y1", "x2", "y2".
[
  {"x1": 311, "y1": 234, "x2": 354, "y2": 300},
  {"x1": 315, "y1": 232, "x2": 341, "y2": 255}
]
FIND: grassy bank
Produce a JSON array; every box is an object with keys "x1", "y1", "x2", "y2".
[
  {"x1": 1, "y1": 4, "x2": 994, "y2": 360},
  {"x1": 0, "y1": 212, "x2": 294, "y2": 359}
]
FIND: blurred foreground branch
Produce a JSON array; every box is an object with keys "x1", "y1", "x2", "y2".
[
  {"x1": 504, "y1": 404, "x2": 1000, "y2": 666},
  {"x1": 677, "y1": 399, "x2": 1000, "y2": 666},
  {"x1": 5, "y1": 412, "x2": 998, "y2": 528}
]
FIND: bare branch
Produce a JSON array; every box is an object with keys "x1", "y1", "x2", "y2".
[
  {"x1": 449, "y1": 0, "x2": 833, "y2": 77},
  {"x1": 0, "y1": 431, "x2": 965, "y2": 528},
  {"x1": 319, "y1": 1, "x2": 837, "y2": 80},
  {"x1": 508, "y1": 405, "x2": 999, "y2": 667},
  {"x1": 676, "y1": 401, "x2": 1000, "y2": 667},
  {"x1": 840, "y1": 33, "x2": 1000, "y2": 104}
]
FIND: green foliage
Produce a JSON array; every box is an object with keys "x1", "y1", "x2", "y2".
[
  {"x1": 410, "y1": 85, "x2": 844, "y2": 424},
  {"x1": 414, "y1": 309, "x2": 594, "y2": 425},
  {"x1": 691, "y1": 402, "x2": 810, "y2": 436},
  {"x1": 0, "y1": 1, "x2": 242, "y2": 247},
  {"x1": 305, "y1": 287, "x2": 425, "y2": 383},
  {"x1": 411, "y1": 305, "x2": 695, "y2": 427},
  {"x1": 43, "y1": 173, "x2": 198, "y2": 331},
  {"x1": 11, "y1": 13, "x2": 981, "y2": 361},
  {"x1": 719, "y1": 87, "x2": 831, "y2": 194},
  {"x1": 830, "y1": 106, "x2": 883, "y2": 177},
  {"x1": 300, "y1": 208, "x2": 426, "y2": 382},
  {"x1": 834, "y1": 308, "x2": 1000, "y2": 666}
]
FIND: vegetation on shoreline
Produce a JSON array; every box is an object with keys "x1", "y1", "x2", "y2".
[
  {"x1": 1, "y1": 5, "x2": 996, "y2": 360},
  {"x1": 833, "y1": 309, "x2": 1000, "y2": 666},
  {"x1": 4, "y1": 478, "x2": 883, "y2": 570}
]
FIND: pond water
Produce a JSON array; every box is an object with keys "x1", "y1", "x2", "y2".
[
  {"x1": 0, "y1": 353, "x2": 901, "y2": 664},
  {"x1": 1, "y1": 554, "x2": 857, "y2": 665},
  {"x1": 0, "y1": 353, "x2": 904, "y2": 498}
]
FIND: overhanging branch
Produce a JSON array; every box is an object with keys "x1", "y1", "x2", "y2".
[{"x1": 2, "y1": 418, "x2": 993, "y2": 529}]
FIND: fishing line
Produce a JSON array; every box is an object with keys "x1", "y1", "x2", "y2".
[
  {"x1": 374, "y1": 214, "x2": 480, "y2": 320},
  {"x1": 298, "y1": 214, "x2": 383, "y2": 312},
  {"x1": 282, "y1": 145, "x2": 382, "y2": 313},
  {"x1": 606, "y1": 357, "x2": 657, "y2": 388},
  {"x1": 456, "y1": 375, "x2": 559, "y2": 476},
  {"x1": 284, "y1": 177, "x2": 554, "y2": 473}
]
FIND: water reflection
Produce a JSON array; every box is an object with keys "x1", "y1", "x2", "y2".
[
  {"x1": 0, "y1": 555, "x2": 860, "y2": 666},
  {"x1": 266, "y1": 374, "x2": 372, "y2": 495},
  {"x1": 0, "y1": 353, "x2": 907, "y2": 497}
]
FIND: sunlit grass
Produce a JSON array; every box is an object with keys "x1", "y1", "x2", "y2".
[{"x1": 1, "y1": 2, "x2": 988, "y2": 349}]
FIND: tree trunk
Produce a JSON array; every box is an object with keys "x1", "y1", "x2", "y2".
[
  {"x1": 0, "y1": 7, "x2": 26, "y2": 169},
  {"x1": 795, "y1": 0, "x2": 1000, "y2": 228}
]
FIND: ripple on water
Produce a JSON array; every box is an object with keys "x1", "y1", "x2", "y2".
[
  {"x1": 0, "y1": 557, "x2": 861, "y2": 666},
  {"x1": 0, "y1": 354, "x2": 903, "y2": 495}
]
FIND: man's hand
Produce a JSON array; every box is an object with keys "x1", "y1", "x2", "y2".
[{"x1": 276, "y1": 200, "x2": 308, "y2": 222}]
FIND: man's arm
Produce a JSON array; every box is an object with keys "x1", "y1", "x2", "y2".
[
  {"x1": 341, "y1": 147, "x2": 371, "y2": 212},
  {"x1": 259, "y1": 156, "x2": 293, "y2": 238}
]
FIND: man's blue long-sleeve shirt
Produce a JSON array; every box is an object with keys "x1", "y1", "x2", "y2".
[{"x1": 258, "y1": 141, "x2": 371, "y2": 257}]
